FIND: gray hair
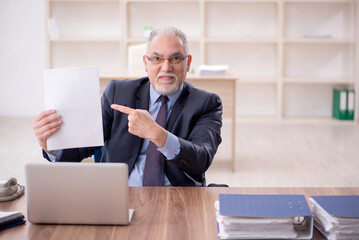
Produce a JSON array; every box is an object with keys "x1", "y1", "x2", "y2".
[{"x1": 145, "y1": 26, "x2": 189, "y2": 55}]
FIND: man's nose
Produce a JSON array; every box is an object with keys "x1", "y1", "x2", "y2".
[{"x1": 161, "y1": 59, "x2": 172, "y2": 72}]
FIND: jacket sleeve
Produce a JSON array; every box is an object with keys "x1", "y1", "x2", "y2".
[{"x1": 170, "y1": 93, "x2": 223, "y2": 175}]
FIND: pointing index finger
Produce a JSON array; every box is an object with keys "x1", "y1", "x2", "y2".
[{"x1": 111, "y1": 104, "x2": 136, "y2": 115}]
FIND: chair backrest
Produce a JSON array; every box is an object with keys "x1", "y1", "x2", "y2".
[
  {"x1": 94, "y1": 148, "x2": 102, "y2": 163},
  {"x1": 127, "y1": 43, "x2": 146, "y2": 76},
  {"x1": 207, "y1": 183, "x2": 229, "y2": 187}
]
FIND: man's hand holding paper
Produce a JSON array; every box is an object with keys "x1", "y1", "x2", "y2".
[
  {"x1": 33, "y1": 66, "x2": 104, "y2": 152},
  {"x1": 32, "y1": 109, "x2": 62, "y2": 153}
]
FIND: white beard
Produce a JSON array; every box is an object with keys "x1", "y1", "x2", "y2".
[{"x1": 155, "y1": 73, "x2": 179, "y2": 95}]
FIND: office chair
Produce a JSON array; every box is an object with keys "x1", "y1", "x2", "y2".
[{"x1": 207, "y1": 183, "x2": 229, "y2": 187}]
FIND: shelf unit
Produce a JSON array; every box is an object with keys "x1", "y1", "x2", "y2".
[
  {"x1": 282, "y1": 1, "x2": 357, "y2": 121},
  {"x1": 45, "y1": 0, "x2": 358, "y2": 123}
]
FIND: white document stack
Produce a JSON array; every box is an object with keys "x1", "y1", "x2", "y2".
[
  {"x1": 310, "y1": 196, "x2": 359, "y2": 240},
  {"x1": 215, "y1": 194, "x2": 313, "y2": 240},
  {"x1": 198, "y1": 64, "x2": 228, "y2": 76},
  {"x1": 215, "y1": 202, "x2": 308, "y2": 239}
]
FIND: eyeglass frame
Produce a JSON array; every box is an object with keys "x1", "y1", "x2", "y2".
[{"x1": 145, "y1": 54, "x2": 190, "y2": 65}]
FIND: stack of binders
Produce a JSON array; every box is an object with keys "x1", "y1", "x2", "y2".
[
  {"x1": 215, "y1": 194, "x2": 313, "y2": 239},
  {"x1": 332, "y1": 88, "x2": 355, "y2": 120},
  {"x1": 310, "y1": 196, "x2": 359, "y2": 240}
]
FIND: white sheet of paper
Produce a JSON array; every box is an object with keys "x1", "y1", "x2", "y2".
[{"x1": 43, "y1": 66, "x2": 104, "y2": 150}]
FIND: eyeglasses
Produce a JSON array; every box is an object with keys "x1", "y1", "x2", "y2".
[{"x1": 145, "y1": 55, "x2": 189, "y2": 65}]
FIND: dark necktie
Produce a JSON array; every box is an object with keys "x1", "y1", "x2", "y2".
[{"x1": 142, "y1": 95, "x2": 168, "y2": 186}]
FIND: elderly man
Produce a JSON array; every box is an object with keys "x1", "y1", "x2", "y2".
[{"x1": 33, "y1": 26, "x2": 222, "y2": 187}]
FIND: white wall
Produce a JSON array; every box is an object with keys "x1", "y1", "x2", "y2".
[{"x1": 0, "y1": 0, "x2": 45, "y2": 117}]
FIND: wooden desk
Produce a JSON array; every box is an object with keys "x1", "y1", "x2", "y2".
[
  {"x1": 1, "y1": 187, "x2": 358, "y2": 240},
  {"x1": 100, "y1": 73, "x2": 238, "y2": 171}
]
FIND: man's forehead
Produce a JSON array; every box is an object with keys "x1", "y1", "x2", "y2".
[{"x1": 148, "y1": 35, "x2": 185, "y2": 54}]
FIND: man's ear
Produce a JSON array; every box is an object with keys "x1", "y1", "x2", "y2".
[
  {"x1": 186, "y1": 55, "x2": 192, "y2": 72},
  {"x1": 143, "y1": 55, "x2": 148, "y2": 72}
]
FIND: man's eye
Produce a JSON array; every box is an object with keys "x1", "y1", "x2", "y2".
[
  {"x1": 171, "y1": 56, "x2": 180, "y2": 61},
  {"x1": 152, "y1": 57, "x2": 162, "y2": 61}
]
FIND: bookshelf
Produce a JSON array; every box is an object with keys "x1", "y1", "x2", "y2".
[{"x1": 45, "y1": 0, "x2": 358, "y2": 123}]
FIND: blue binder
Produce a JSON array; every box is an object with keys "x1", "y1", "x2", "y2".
[
  {"x1": 311, "y1": 195, "x2": 359, "y2": 218},
  {"x1": 219, "y1": 194, "x2": 312, "y2": 217},
  {"x1": 310, "y1": 195, "x2": 359, "y2": 239}
]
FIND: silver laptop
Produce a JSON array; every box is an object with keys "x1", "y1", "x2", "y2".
[{"x1": 25, "y1": 162, "x2": 133, "y2": 225}]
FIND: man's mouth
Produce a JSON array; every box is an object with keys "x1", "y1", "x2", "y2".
[
  {"x1": 157, "y1": 73, "x2": 177, "y2": 83},
  {"x1": 159, "y1": 76, "x2": 174, "y2": 81}
]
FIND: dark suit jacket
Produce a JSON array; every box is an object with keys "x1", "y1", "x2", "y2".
[{"x1": 44, "y1": 77, "x2": 223, "y2": 186}]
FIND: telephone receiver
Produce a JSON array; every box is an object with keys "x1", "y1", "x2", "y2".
[{"x1": 0, "y1": 177, "x2": 25, "y2": 202}]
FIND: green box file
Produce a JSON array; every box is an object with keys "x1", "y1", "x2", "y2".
[
  {"x1": 346, "y1": 89, "x2": 355, "y2": 120},
  {"x1": 332, "y1": 88, "x2": 347, "y2": 120}
]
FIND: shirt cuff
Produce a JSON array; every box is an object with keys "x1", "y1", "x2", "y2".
[
  {"x1": 46, "y1": 149, "x2": 63, "y2": 162},
  {"x1": 158, "y1": 132, "x2": 180, "y2": 160}
]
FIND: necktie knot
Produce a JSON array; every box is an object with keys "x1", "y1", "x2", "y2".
[{"x1": 160, "y1": 95, "x2": 168, "y2": 105}]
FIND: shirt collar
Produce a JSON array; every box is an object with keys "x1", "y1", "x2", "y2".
[{"x1": 149, "y1": 83, "x2": 183, "y2": 107}]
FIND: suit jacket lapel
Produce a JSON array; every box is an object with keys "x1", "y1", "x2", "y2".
[
  {"x1": 130, "y1": 79, "x2": 150, "y2": 164},
  {"x1": 135, "y1": 79, "x2": 150, "y2": 111},
  {"x1": 166, "y1": 82, "x2": 190, "y2": 131}
]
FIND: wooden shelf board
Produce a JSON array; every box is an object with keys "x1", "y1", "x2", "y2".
[
  {"x1": 127, "y1": 37, "x2": 200, "y2": 43},
  {"x1": 284, "y1": 0, "x2": 355, "y2": 3},
  {"x1": 99, "y1": 72, "x2": 238, "y2": 81},
  {"x1": 50, "y1": 0, "x2": 118, "y2": 2},
  {"x1": 128, "y1": 0, "x2": 198, "y2": 2},
  {"x1": 51, "y1": 36, "x2": 121, "y2": 42},
  {"x1": 238, "y1": 77, "x2": 277, "y2": 83},
  {"x1": 237, "y1": 116, "x2": 357, "y2": 125},
  {"x1": 284, "y1": 38, "x2": 355, "y2": 44},
  {"x1": 283, "y1": 77, "x2": 355, "y2": 84},
  {"x1": 206, "y1": 0, "x2": 278, "y2": 3},
  {"x1": 280, "y1": 117, "x2": 357, "y2": 125},
  {"x1": 205, "y1": 38, "x2": 277, "y2": 43}
]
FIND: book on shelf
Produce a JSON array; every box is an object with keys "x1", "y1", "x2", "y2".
[
  {"x1": 0, "y1": 211, "x2": 25, "y2": 231},
  {"x1": 346, "y1": 89, "x2": 355, "y2": 120},
  {"x1": 332, "y1": 88, "x2": 355, "y2": 121},
  {"x1": 309, "y1": 196, "x2": 359, "y2": 240},
  {"x1": 215, "y1": 194, "x2": 313, "y2": 239},
  {"x1": 47, "y1": 17, "x2": 61, "y2": 40}
]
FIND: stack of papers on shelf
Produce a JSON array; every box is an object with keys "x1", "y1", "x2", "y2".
[
  {"x1": 0, "y1": 211, "x2": 25, "y2": 231},
  {"x1": 215, "y1": 194, "x2": 313, "y2": 239},
  {"x1": 198, "y1": 64, "x2": 228, "y2": 76},
  {"x1": 302, "y1": 34, "x2": 333, "y2": 40},
  {"x1": 310, "y1": 196, "x2": 359, "y2": 240}
]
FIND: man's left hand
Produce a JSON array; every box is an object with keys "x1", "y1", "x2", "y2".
[{"x1": 111, "y1": 104, "x2": 168, "y2": 148}]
